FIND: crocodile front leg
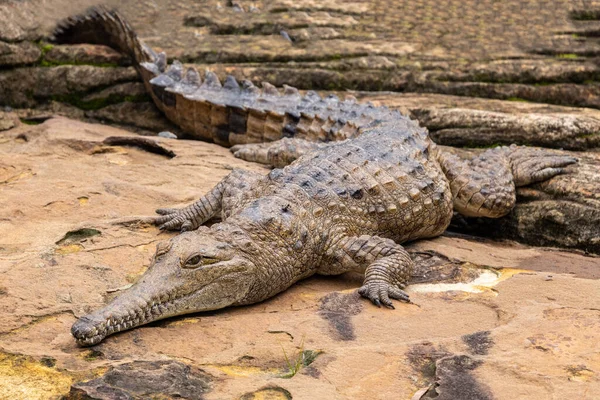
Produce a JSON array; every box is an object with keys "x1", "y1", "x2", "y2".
[
  {"x1": 231, "y1": 138, "x2": 334, "y2": 167},
  {"x1": 437, "y1": 145, "x2": 577, "y2": 218},
  {"x1": 323, "y1": 235, "x2": 413, "y2": 308},
  {"x1": 154, "y1": 169, "x2": 264, "y2": 231}
]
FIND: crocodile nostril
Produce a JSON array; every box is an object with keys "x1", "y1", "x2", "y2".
[{"x1": 71, "y1": 315, "x2": 105, "y2": 338}]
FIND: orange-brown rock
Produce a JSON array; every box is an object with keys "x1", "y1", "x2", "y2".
[{"x1": 0, "y1": 118, "x2": 598, "y2": 399}]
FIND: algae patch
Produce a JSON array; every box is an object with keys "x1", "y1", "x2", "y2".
[
  {"x1": 211, "y1": 365, "x2": 281, "y2": 377},
  {"x1": 0, "y1": 352, "x2": 102, "y2": 400},
  {"x1": 240, "y1": 386, "x2": 293, "y2": 400},
  {"x1": 208, "y1": 345, "x2": 322, "y2": 379}
]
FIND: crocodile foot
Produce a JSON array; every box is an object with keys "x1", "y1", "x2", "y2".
[
  {"x1": 154, "y1": 208, "x2": 195, "y2": 231},
  {"x1": 358, "y1": 281, "x2": 410, "y2": 309},
  {"x1": 507, "y1": 145, "x2": 578, "y2": 187}
]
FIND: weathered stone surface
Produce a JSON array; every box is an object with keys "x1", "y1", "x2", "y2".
[
  {"x1": 96, "y1": 0, "x2": 600, "y2": 109},
  {"x1": 85, "y1": 101, "x2": 179, "y2": 133},
  {"x1": 0, "y1": 66, "x2": 138, "y2": 107},
  {"x1": 0, "y1": 118, "x2": 598, "y2": 399},
  {"x1": 44, "y1": 44, "x2": 130, "y2": 66},
  {"x1": 356, "y1": 92, "x2": 600, "y2": 150},
  {"x1": 3, "y1": 0, "x2": 600, "y2": 110},
  {"x1": 2, "y1": 0, "x2": 600, "y2": 140},
  {"x1": 412, "y1": 108, "x2": 600, "y2": 150},
  {"x1": 0, "y1": 0, "x2": 101, "y2": 42},
  {"x1": 421, "y1": 80, "x2": 600, "y2": 109},
  {"x1": 67, "y1": 361, "x2": 213, "y2": 400},
  {"x1": 81, "y1": 82, "x2": 147, "y2": 104},
  {"x1": 183, "y1": 9, "x2": 358, "y2": 36},
  {"x1": 0, "y1": 1, "x2": 599, "y2": 397},
  {"x1": 0, "y1": 41, "x2": 40, "y2": 66},
  {"x1": 14, "y1": 100, "x2": 86, "y2": 123},
  {"x1": 0, "y1": 110, "x2": 20, "y2": 131},
  {"x1": 443, "y1": 147, "x2": 600, "y2": 253},
  {"x1": 427, "y1": 355, "x2": 492, "y2": 400},
  {"x1": 0, "y1": 3, "x2": 41, "y2": 42}
]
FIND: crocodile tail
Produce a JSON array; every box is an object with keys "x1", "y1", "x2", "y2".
[
  {"x1": 52, "y1": 8, "x2": 400, "y2": 146},
  {"x1": 52, "y1": 6, "x2": 153, "y2": 66}
]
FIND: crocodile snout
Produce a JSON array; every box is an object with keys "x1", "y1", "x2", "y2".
[{"x1": 71, "y1": 315, "x2": 108, "y2": 346}]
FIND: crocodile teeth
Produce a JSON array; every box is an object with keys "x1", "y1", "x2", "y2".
[
  {"x1": 166, "y1": 60, "x2": 183, "y2": 81},
  {"x1": 150, "y1": 74, "x2": 176, "y2": 88},
  {"x1": 305, "y1": 90, "x2": 321, "y2": 101},
  {"x1": 261, "y1": 82, "x2": 279, "y2": 96},
  {"x1": 203, "y1": 70, "x2": 222, "y2": 89},
  {"x1": 182, "y1": 67, "x2": 201, "y2": 86},
  {"x1": 140, "y1": 61, "x2": 160, "y2": 75},
  {"x1": 155, "y1": 52, "x2": 167, "y2": 73},
  {"x1": 283, "y1": 85, "x2": 300, "y2": 97},
  {"x1": 223, "y1": 75, "x2": 240, "y2": 90},
  {"x1": 241, "y1": 80, "x2": 260, "y2": 95}
]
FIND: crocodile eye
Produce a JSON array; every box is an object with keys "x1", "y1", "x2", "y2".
[{"x1": 184, "y1": 255, "x2": 203, "y2": 267}]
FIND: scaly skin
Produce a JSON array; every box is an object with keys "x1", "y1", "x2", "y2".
[{"x1": 58, "y1": 8, "x2": 577, "y2": 346}]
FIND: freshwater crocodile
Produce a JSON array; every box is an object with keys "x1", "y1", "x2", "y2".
[{"x1": 59, "y1": 8, "x2": 577, "y2": 346}]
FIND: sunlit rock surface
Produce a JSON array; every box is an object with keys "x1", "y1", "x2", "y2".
[{"x1": 0, "y1": 119, "x2": 598, "y2": 399}]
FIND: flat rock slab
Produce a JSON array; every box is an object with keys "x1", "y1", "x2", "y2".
[
  {"x1": 0, "y1": 118, "x2": 598, "y2": 399},
  {"x1": 4, "y1": 0, "x2": 600, "y2": 110}
]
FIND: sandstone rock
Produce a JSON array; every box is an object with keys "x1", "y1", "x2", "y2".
[
  {"x1": 0, "y1": 118, "x2": 598, "y2": 399},
  {"x1": 0, "y1": 66, "x2": 138, "y2": 108},
  {"x1": 422, "y1": 81, "x2": 600, "y2": 109},
  {"x1": 81, "y1": 82, "x2": 148, "y2": 104},
  {"x1": 184, "y1": 9, "x2": 358, "y2": 35},
  {"x1": 67, "y1": 360, "x2": 213, "y2": 400},
  {"x1": 2, "y1": 0, "x2": 600, "y2": 111},
  {"x1": 436, "y1": 59, "x2": 600, "y2": 85},
  {"x1": 446, "y1": 147, "x2": 600, "y2": 253},
  {"x1": 85, "y1": 101, "x2": 179, "y2": 133},
  {"x1": 0, "y1": 110, "x2": 20, "y2": 131},
  {"x1": 14, "y1": 100, "x2": 85, "y2": 122},
  {"x1": 0, "y1": 4, "x2": 41, "y2": 42},
  {"x1": 44, "y1": 44, "x2": 130, "y2": 66},
  {"x1": 0, "y1": 41, "x2": 41, "y2": 66},
  {"x1": 354, "y1": 92, "x2": 600, "y2": 150},
  {"x1": 412, "y1": 108, "x2": 600, "y2": 150}
]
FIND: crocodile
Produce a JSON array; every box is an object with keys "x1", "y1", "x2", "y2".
[{"x1": 58, "y1": 8, "x2": 577, "y2": 346}]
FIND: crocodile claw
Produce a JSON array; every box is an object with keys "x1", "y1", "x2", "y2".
[{"x1": 358, "y1": 281, "x2": 410, "y2": 309}]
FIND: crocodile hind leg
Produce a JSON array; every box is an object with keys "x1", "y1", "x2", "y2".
[
  {"x1": 323, "y1": 235, "x2": 413, "y2": 308},
  {"x1": 154, "y1": 169, "x2": 264, "y2": 231},
  {"x1": 231, "y1": 138, "x2": 333, "y2": 167},
  {"x1": 437, "y1": 145, "x2": 577, "y2": 218}
]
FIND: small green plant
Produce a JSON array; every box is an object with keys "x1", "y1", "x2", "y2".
[
  {"x1": 36, "y1": 41, "x2": 55, "y2": 56},
  {"x1": 278, "y1": 337, "x2": 322, "y2": 378}
]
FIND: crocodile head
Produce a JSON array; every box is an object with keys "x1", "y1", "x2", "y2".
[{"x1": 71, "y1": 225, "x2": 257, "y2": 346}]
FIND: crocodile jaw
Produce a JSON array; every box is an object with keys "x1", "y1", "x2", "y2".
[
  {"x1": 71, "y1": 266, "x2": 253, "y2": 346},
  {"x1": 71, "y1": 230, "x2": 256, "y2": 346}
]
